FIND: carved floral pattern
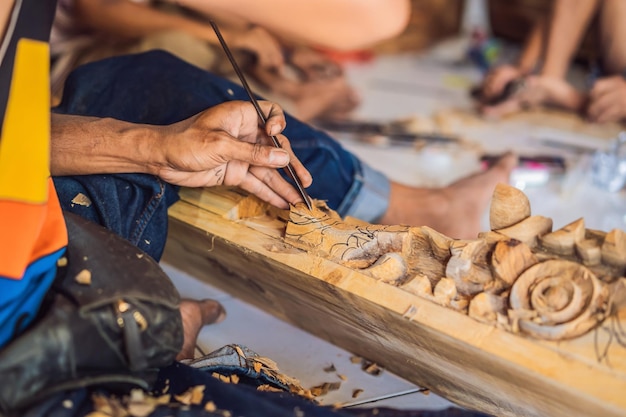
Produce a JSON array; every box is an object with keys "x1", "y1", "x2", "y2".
[{"x1": 285, "y1": 184, "x2": 625, "y2": 342}]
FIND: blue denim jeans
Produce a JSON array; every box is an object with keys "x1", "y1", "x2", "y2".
[
  {"x1": 52, "y1": 50, "x2": 389, "y2": 261},
  {"x1": 22, "y1": 345, "x2": 484, "y2": 417},
  {"x1": 23, "y1": 353, "x2": 486, "y2": 417}
]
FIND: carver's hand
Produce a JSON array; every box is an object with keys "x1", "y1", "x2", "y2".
[
  {"x1": 156, "y1": 100, "x2": 311, "y2": 209},
  {"x1": 587, "y1": 75, "x2": 626, "y2": 123}
]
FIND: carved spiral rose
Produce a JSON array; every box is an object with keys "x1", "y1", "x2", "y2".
[{"x1": 508, "y1": 260, "x2": 609, "y2": 340}]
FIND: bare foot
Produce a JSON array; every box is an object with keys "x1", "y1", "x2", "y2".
[
  {"x1": 292, "y1": 78, "x2": 360, "y2": 122},
  {"x1": 481, "y1": 76, "x2": 585, "y2": 119},
  {"x1": 176, "y1": 299, "x2": 226, "y2": 361},
  {"x1": 249, "y1": 65, "x2": 359, "y2": 122},
  {"x1": 379, "y1": 153, "x2": 518, "y2": 239}
]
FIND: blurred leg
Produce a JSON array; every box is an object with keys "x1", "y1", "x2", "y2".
[{"x1": 598, "y1": 0, "x2": 626, "y2": 74}]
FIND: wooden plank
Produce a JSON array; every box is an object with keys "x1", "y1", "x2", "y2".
[{"x1": 164, "y1": 187, "x2": 626, "y2": 417}]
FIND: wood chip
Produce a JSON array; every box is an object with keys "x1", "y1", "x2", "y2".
[
  {"x1": 257, "y1": 384, "x2": 283, "y2": 393},
  {"x1": 349, "y1": 356, "x2": 362, "y2": 364},
  {"x1": 336, "y1": 373, "x2": 347, "y2": 381},
  {"x1": 254, "y1": 356, "x2": 279, "y2": 370},
  {"x1": 362, "y1": 361, "x2": 383, "y2": 376},
  {"x1": 127, "y1": 401, "x2": 156, "y2": 417},
  {"x1": 174, "y1": 385, "x2": 205, "y2": 405},
  {"x1": 323, "y1": 364, "x2": 336, "y2": 373},
  {"x1": 75, "y1": 269, "x2": 92, "y2": 285},
  {"x1": 253, "y1": 361, "x2": 262, "y2": 373},
  {"x1": 71, "y1": 193, "x2": 92, "y2": 207},
  {"x1": 57, "y1": 257, "x2": 68, "y2": 267},
  {"x1": 352, "y1": 389, "x2": 364, "y2": 399},
  {"x1": 309, "y1": 382, "x2": 341, "y2": 397},
  {"x1": 234, "y1": 345, "x2": 246, "y2": 359},
  {"x1": 204, "y1": 401, "x2": 217, "y2": 412}
]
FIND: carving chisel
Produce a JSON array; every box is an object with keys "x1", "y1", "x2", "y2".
[{"x1": 209, "y1": 20, "x2": 313, "y2": 211}]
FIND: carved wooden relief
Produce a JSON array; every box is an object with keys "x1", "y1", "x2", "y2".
[{"x1": 285, "y1": 183, "x2": 623, "y2": 342}]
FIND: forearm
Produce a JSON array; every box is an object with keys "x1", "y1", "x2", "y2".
[
  {"x1": 50, "y1": 113, "x2": 163, "y2": 176},
  {"x1": 517, "y1": 16, "x2": 547, "y2": 74},
  {"x1": 74, "y1": 0, "x2": 214, "y2": 41},
  {"x1": 542, "y1": 0, "x2": 600, "y2": 78},
  {"x1": 176, "y1": 0, "x2": 411, "y2": 51}
]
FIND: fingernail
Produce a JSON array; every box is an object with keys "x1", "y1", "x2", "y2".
[
  {"x1": 269, "y1": 124, "x2": 281, "y2": 136},
  {"x1": 270, "y1": 150, "x2": 289, "y2": 165}
]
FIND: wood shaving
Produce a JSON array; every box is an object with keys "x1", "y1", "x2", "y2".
[
  {"x1": 254, "y1": 356, "x2": 279, "y2": 370},
  {"x1": 309, "y1": 382, "x2": 341, "y2": 397},
  {"x1": 253, "y1": 361, "x2": 262, "y2": 373},
  {"x1": 71, "y1": 193, "x2": 92, "y2": 207},
  {"x1": 126, "y1": 401, "x2": 155, "y2": 417},
  {"x1": 174, "y1": 385, "x2": 205, "y2": 405},
  {"x1": 57, "y1": 257, "x2": 68, "y2": 267},
  {"x1": 349, "y1": 356, "x2": 362, "y2": 364},
  {"x1": 352, "y1": 389, "x2": 364, "y2": 399},
  {"x1": 257, "y1": 384, "x2": 283, "y2": 393},
  {"x1": 362, "y1": 361, "x2": 383, "y2": 376},
  {"x1": 204, "y1": 401, "x2": 217, "y2": 412},
  {"x1": 75, "y1": 269, "x2": 92, "y2": 285},
  {"x1": 135, "y1": 253, "x2": 144, "y2": 259},
  {"x1": 323, "y1": 364, "x2": 336, "y2": 373},
  {"x1": 234, "y1": 345, "x2": 245, "y2": 357},
  {"x1": 336, "y1": 374, "x2": 347, "y2": 381},
  {"x1": 91, "y1": 393, "x2": 128, "y2": 417},
  {"x1": 212, "y1": 373, "x2": 233, "y2": 383},
  {"x1": 123, "y1": 389, "x2": 171, "y2": 417}
]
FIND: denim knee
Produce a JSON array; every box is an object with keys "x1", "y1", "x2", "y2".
[{"x1": 53, "y1": 174, "x2": 179, "y2": 261}]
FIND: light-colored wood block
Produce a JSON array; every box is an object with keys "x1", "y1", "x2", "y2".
[{"x1": 164, "y1": 186, "x2": 626, "y2": 417}]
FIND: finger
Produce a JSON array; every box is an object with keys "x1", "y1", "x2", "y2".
[
  {"x1": 483, "y1": 76, "x2": 506, "y2": 99},
  {"x1": 238, "y1": 168, "x2": 293, "y2": 209},
  {"x1": 249, "y1": 165, "x2": 304, "y2": 206},
  {"x1": 258, "y1": 101, "x2": 286, "y2": 136},
  {"x1": 590, "y1": 76, "x2": 621, "y2": 99},
  {"x1": 217, "y1": 136, "x2": 291, "y2": 168},
  {"x1": 270, "y1": 134, "x2": 312, "y2": 187},
  {"x1": 483, "y1": 72, "x2": 513, "y2": 99},
  {"x1": 587, "y1": 91, "x2": 616, "y2": 121},
  {"x1": 591, "y1": 99, "x2": 622, "y2": 123}
]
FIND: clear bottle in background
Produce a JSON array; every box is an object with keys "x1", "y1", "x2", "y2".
[{"x1": 591, "y1": 131, "x2": 626, "y2": 192}]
